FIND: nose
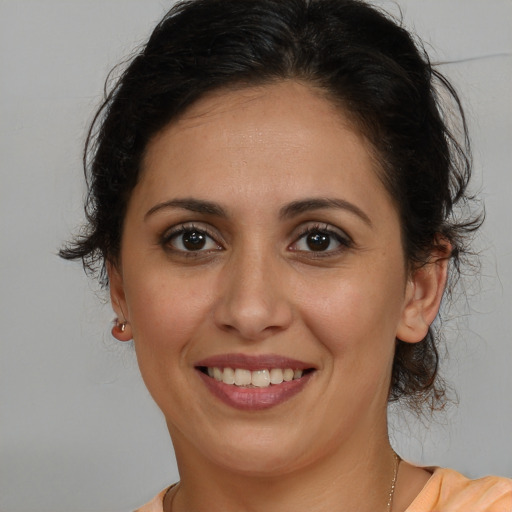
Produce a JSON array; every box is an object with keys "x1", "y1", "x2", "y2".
[{"x1": 213, "y1": 248, "x2": 293, "y2": 341}]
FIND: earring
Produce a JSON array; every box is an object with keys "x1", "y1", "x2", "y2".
[{"x1": 112, "y1": 318, "x2": 129, "y2": 338}]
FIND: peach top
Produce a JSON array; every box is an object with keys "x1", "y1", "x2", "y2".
[{"x1": 135, "y1": 468, "x2": 512, "y2": 512}]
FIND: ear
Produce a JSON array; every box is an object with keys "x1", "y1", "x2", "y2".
[
  {"x1": 396, "y1": 243, "x2": 450, "y2": 344},
  {"x1": 107, "y1": 260, "x2": 133, "y2": 342}
]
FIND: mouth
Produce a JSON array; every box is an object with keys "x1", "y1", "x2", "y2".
[
  {"x1": 194, "y1": 354, "x2": 316, "y2": 410},
  {"x1": 197, "y1": 366, "x2": 315, "y2": 388}
]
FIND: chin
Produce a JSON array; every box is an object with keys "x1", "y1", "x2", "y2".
[
  {"x1": 211, "y1": 446, "x2": 305, "y2": 477},
  {"x1": 195, "y1": 423, "x2": 324, "y2": 477}
]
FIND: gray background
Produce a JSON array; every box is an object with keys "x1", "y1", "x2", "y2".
[{"x1": 1, "y1": 1, "x2": 511, "y2": 511}]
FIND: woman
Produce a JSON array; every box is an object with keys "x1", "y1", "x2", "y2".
[{"x1": 60, "y1": 0, "x2": 512, "y2": 510}]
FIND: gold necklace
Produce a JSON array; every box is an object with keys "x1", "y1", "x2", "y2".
[
  {"x1": 387, "y1": 452, "x2": 401, "y2": 512},
  {"x1": 165, "y1": 452, "x2": 401, "y2": 512}
]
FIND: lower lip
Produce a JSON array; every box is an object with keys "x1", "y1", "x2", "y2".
[{"x1": 197, "y1": 370, "x2": 314, "y2": 411}]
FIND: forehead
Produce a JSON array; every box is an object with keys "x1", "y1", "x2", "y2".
[{"x1": 135, "y1": 81, "x2": 394, "y2": 221}]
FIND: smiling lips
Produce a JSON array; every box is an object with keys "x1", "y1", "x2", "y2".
[
  {"x1": 195, "y1": 354, "x2": 315, "y2": 410},
  {"x1": 206, "y1": 367, "x2": 304, "y2": 387}
]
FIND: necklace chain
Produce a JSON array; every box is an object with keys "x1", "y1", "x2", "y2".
[
  {"x1": 165, "y1": 452, "x2": 401, "y2": 512},
  {"x1": 387, "y1": 451, "x2": 401, "y2": 512}
]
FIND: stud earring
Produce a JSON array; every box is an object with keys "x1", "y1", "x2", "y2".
[{"x1": 112, "y1": 318, "x2": 129, "y2": 339}]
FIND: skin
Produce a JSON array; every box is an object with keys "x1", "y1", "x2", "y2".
[{"x1": 110, "y1": 81, "x2": 447, "y2": 512}]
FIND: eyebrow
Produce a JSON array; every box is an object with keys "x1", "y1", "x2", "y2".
[
  {"x1": 279, "y1": 198, "x2": 372, "y2": 226},
  {"x1": 144, "y1": 196, "x2": 372, "y2": 227},
  {"x1": 144, "y1": 198, "x2": 227, "y2": 220}
]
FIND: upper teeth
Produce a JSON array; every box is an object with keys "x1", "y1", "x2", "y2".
[{"x1": 207, "y1": 367, "x2": 304, "y2": 387}]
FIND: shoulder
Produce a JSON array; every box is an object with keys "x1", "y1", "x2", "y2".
[
  {"x1": 406, "y1": 467, "x2": 512, "y2": 512},
  {"x1": 133, "y1": 487, "x2": 169, "y2": 512}
]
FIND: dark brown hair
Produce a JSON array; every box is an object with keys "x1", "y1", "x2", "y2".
[{"x1": 60, "y1": 0, "x2": 481, "y2": 412}]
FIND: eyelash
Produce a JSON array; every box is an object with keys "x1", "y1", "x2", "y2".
[
  {"x1": 290, "y1": 223, "x2": 352, "y2": 257},
  {"x1": 159, "y1": 222, "x2": 352, "y2": 257},
  {"x1": 160, "y1": 223, "x2": 223, "y2": 256}
]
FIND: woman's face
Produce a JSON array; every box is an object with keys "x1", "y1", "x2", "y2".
[{"x1": 110, "y1": 81, "x2": 432, "y2": 476}]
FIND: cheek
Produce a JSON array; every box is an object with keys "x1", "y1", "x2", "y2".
[
  {"x1": 123, "y1": 269, "x2": 215, "y2": 371},
  {"x1": 297, "y1": 263, "x2": 406, "y2": 362},
  {"x1": 122, "y1": 271, "x2": 215, "y2": 412}
]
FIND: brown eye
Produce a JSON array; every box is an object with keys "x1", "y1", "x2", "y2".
[
  {"x1": 306, "y1": 232, "x2": 330, "y2": 251},
  {"x1": 163, "y1": 226, "x2": 222, "y2": 253},
  {"x1": 290, "y1": 225, "x2": 351, "y2": 254},
  {"x1": 182, "y1": 230, "x2": 207, "y2": 250}
]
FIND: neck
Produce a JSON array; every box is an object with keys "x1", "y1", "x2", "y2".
[{"x1": 167, "y1": 423, "x2": 397, "y2": 512}]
